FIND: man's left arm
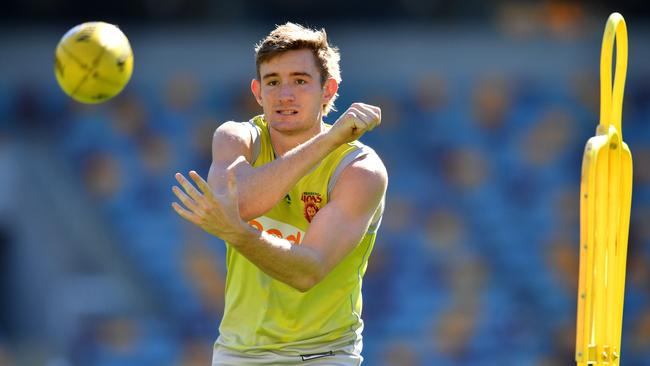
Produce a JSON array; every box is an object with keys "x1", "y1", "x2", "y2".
[
  {"x1": 172, "y1": 153, "x2": 387, "y2": 292},
  {"x1": 234, "y1": 153, "x2": 387, "y2": 291}
]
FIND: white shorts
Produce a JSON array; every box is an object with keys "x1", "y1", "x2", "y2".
[{"x1": 211, "y1": 343, "x2": 363, "y2": 366}]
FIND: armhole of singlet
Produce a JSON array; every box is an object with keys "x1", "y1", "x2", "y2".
[
  {"x1": 327, "y1": 146, "x2": 384, "y2": 233},
  {"x1": 245, "y1": 119, "x2": 261, "y2": 164}
]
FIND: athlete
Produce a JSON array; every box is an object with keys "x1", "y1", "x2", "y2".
[{"x1": 171, "y1": 22, "x2": 387, "y2": 365}]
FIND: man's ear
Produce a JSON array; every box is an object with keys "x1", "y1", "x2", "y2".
[
  {"x1": 251, "y1": 78, "x2": 263, "y2": 106},
  {"x1": 322, "y1": 78, "x2": 339, "y2": 104}
]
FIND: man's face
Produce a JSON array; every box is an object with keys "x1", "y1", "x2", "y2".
[{"x1": 252, "y1": 49, "x2": 337, "y2": 134}]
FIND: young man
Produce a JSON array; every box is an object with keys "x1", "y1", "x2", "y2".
[{"x1": 172, "y1": 22, "x2": 387, "y2": 365}]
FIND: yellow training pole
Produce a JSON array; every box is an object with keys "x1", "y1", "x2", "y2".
[{"x1": 575, "y1": 12, "x2": 633, "y2": 366}]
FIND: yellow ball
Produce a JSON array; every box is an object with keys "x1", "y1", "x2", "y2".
[{"x1": 54, "y1": 22, "x2": 134, "y2": 104}]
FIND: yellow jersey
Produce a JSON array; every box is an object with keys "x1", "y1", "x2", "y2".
[{"x1": 216, "y1": 115, "x2": 383, "y2": 354}]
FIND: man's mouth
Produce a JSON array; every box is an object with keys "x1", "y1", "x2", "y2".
[{"x1": 276, "y1": 109, "x2": 299, "y2": 115}]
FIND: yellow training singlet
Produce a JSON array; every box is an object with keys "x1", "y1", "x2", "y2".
[{"x1": 216, "y1": 115, "x2": 384, "y2": 355}]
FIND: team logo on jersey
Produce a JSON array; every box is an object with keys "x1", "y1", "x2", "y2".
[{"x1": 301, "y1": 192, "x2": 322, "y2": 223}]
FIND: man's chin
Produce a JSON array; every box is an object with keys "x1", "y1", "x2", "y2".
[
  {"x1": 265, "y1": 111, "x2": 322, "y2": 134},
  {"x1": 270, "y1": 121, "x2": 300, "y2": 133},
  {"x1": 268, "y1": 114, "x2": 302, "y2": 127}
]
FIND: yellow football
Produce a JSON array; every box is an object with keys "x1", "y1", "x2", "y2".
[{"x1": 54, "y1": 22, "x2": 133, "y2": 104}]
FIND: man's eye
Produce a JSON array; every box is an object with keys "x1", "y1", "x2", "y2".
[
  {"x1": 267, "y1": 80, "x2": 279, "y2": 86},
  {"x1": 296, "y1": 79, "x2": 306, "y2": 85}
]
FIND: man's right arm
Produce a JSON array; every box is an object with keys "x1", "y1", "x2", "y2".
[
  {"x1": 207, "y1": 121, "x2": 338, "y2": 222},
  {"x1": 208, "y1": 103, "x2": 381, "y2": 222}
]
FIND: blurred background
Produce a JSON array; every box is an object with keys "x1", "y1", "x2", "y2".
[{"x1": 1, "y1": 0, "x2": 650, "y2": 365}]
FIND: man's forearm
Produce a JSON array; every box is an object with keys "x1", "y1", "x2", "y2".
[
  {"x1": 233, "y1": 131, "x2": 338, "y2": 221},
  {"x1": 228, "y1": 226, "x2": 324, "y2": 292},
  {"x1": 225, "y1": 223, "x2": 323, "y2": 292}
]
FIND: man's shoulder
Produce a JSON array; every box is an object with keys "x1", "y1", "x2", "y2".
[
  {"x1": 328, "y1": 146, "x2": 387, "y2": 221},
  {"x1": 333, "y1": 144, "x2": 387, "y2": 196},
  {"x1": 211, "y1": 119, "x2": 263, "y2": 162},
  {"x1": 348, "y1": 151, "x2": 387, "y2": 182},
  {"x1": 216, "y1": 118, "x2": 256, "y2": 135},
  {"x1": 214, "y1": 117, "x2": 264, "y2": 142},
  {"x1": 347, "y1": 142, "x2": 386, "y2": 175}
]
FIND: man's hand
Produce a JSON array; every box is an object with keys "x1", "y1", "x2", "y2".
[
  {"x1": 327, "y1": 103, "x2": 381, "y2": 145},
  {"x1": 172, "y1": 169, "x2": 249, "y2": 243}
]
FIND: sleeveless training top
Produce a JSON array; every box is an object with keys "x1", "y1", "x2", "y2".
[{"x1": 216, "y1": 115, "x2": 384, "y2": 354}]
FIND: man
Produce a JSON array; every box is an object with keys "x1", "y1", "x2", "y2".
[{"x1": 172, "y1": 22, "x2": 387, "y2": 365}]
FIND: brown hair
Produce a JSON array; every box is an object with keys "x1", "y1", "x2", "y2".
[{"x1": 255, "y1": 22, "x2": 341, "y2": 115}]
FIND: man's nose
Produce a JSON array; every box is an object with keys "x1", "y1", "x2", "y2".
[{"x1": 279, "y1": 83, "x2": 295, "y2": 101}]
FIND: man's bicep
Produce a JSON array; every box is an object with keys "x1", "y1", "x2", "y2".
[
  {"x1": 208, "y1": 121, "x2": 255, "y2": 185},
  {"x1": 302, "y1": 157, "x2": 387, "y2": 275}
]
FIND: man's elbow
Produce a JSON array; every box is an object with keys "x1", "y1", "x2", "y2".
[
  {"x1": 239, "y1": 206, "x2": 257, "y2": 223},
  {"x1": 238, "y1": 201, "x2": 275, "y2": 222},
  {"x1": 292, "y1": 268, "x2": 326, "y2": 293},
  {"x1": 293, "y1": 275, "x2": 319, "y2": 293}
]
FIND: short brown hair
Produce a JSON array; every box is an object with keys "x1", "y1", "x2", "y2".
[{"x1": 255, "y1": 22, "x2": 341, "y2": 115}]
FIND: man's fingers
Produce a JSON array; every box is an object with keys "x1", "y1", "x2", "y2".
[
  {"x1": 356, "y1": 112, "x2": 375, "y2": 132},
  {"x1": 366, "y1": 105, "x2": 381, "y2": 129},
  {"x1": 346, "y1": 110, "x2": 370, "y2": 132},
  {"x1": 175, "y1": 173, "x2": 203, "y2": 201},
  {"x1": 172, "y1": 202, "x2": 202, "y2": 225},
  {"x1": 347, "y1": 104, "x2": 381, "y2": 132},
  {"x1": 353, "y1": 119, "x2": 370, "y2": 134},
  {"x1": 359, "y1": 106, "x2": 381, "y2": 128},
  {"x1": 189, "y1": 170, "x2": 214, "y2": 197},
  {"x1": 347, "y1": 109, "x2": 360, "y2": 121},
  {"x1": 359, "y1": 111, "x2": 377, "y2": 125},
  {"x1": 172, "y1": 185, "x2": 200, "y2": 213}
]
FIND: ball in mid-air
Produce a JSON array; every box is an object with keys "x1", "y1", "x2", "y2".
[{"x1": 54, "y1": 22, "x2": 133, "y2": 104}]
